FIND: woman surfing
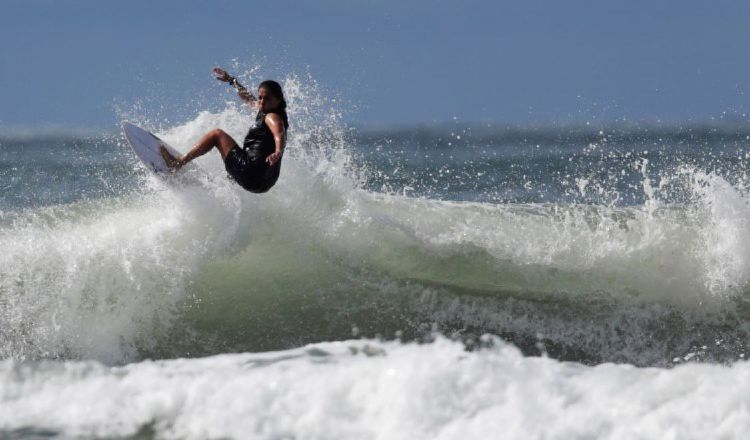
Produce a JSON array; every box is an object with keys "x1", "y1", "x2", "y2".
[{"x1": 160, "y1": 67, "x2": 288, "y2": 193}]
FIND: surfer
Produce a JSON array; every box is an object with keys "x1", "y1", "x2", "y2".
[{"x1": 160, "y1": 67, "x2": 288, "y2": 193}]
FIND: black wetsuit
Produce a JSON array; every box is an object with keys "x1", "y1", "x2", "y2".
[{"x1": 224, "y1": 111, "x2": 283, "y2": 193}]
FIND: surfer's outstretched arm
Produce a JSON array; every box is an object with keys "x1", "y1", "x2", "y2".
[
  {"x1": 213, "y1": 67, "x2": 258, "y2": 109},
  {"x1": 230, "y1": 78, "x2": 256, "y2": 107}
]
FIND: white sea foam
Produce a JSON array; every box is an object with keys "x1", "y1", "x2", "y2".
[
  {"x1": 1, "y1": 336, "x2": 748, "y2": 439},
  {"x1": 6, "y1": 67, "x2": 750, "y2": 438}
]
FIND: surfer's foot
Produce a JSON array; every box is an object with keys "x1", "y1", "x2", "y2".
[{"x1": 160, "y1": 146, "x2": 183, "y2": 170}]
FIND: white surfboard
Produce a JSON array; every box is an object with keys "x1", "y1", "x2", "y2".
[{"x1": 122, "y1": 122, "x2": 181, "y2": 173}]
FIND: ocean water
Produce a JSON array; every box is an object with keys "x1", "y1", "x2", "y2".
[{"x1": 3, "y1": 80, "x2": 750, "y2": 437}]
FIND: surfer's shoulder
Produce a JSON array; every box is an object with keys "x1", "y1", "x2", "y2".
[{"x1": 264, "y1": 112, "x2": 284, "y2": 130}]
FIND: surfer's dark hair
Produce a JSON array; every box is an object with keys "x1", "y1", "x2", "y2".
[{"x1": 259, "y1": 80, "x2": 289, "y2": 129}]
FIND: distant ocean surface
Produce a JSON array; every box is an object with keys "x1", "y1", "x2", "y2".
[{"x1": 4, "y1": 88, "x2": 750, "y2": 437}]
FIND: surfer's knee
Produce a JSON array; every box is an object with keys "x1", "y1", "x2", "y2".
[
  {"x1": 210, "y1": 128, "x2": 228, "y2": 139},
  {"x1": 210, "y1": 128, "x2": 238, "y2": 158}
]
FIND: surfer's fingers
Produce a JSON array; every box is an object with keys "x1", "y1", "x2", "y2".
[{"x1": 212, "y1": 68, "x2": 229, "y2": 81}]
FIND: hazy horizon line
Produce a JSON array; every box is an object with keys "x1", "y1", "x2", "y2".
[{"x1": 3, "y1": 117, "x2": 750, "y2": 139}]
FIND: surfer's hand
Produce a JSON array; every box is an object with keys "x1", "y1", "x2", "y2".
[
  {"x1": 213, "y1": 67, "x2": 231, "y2": 82},
  {"x1": 266, "y1": 151, "x2": 282, "y2": 166}
]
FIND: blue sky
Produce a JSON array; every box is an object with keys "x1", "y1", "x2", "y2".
[{"x1": 1, "y1": 0, "x2": 750, "y2": 129}]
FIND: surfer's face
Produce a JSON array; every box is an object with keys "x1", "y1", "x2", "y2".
[{"x1": 257, "y1": 87, "x2": 281, "y2": 112}]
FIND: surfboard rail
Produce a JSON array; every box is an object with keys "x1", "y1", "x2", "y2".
[{"x1": 122, "y1": 122, "x2": 181, "y2": 173}]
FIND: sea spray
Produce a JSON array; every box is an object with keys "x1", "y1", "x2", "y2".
[{"x1": 3, "y1": 74, "x2": 750, "y2": 365}]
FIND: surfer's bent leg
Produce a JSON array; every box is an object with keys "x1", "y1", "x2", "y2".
[{"x1": 163, "y1": 129, "x2": 238, "y2": 169}]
